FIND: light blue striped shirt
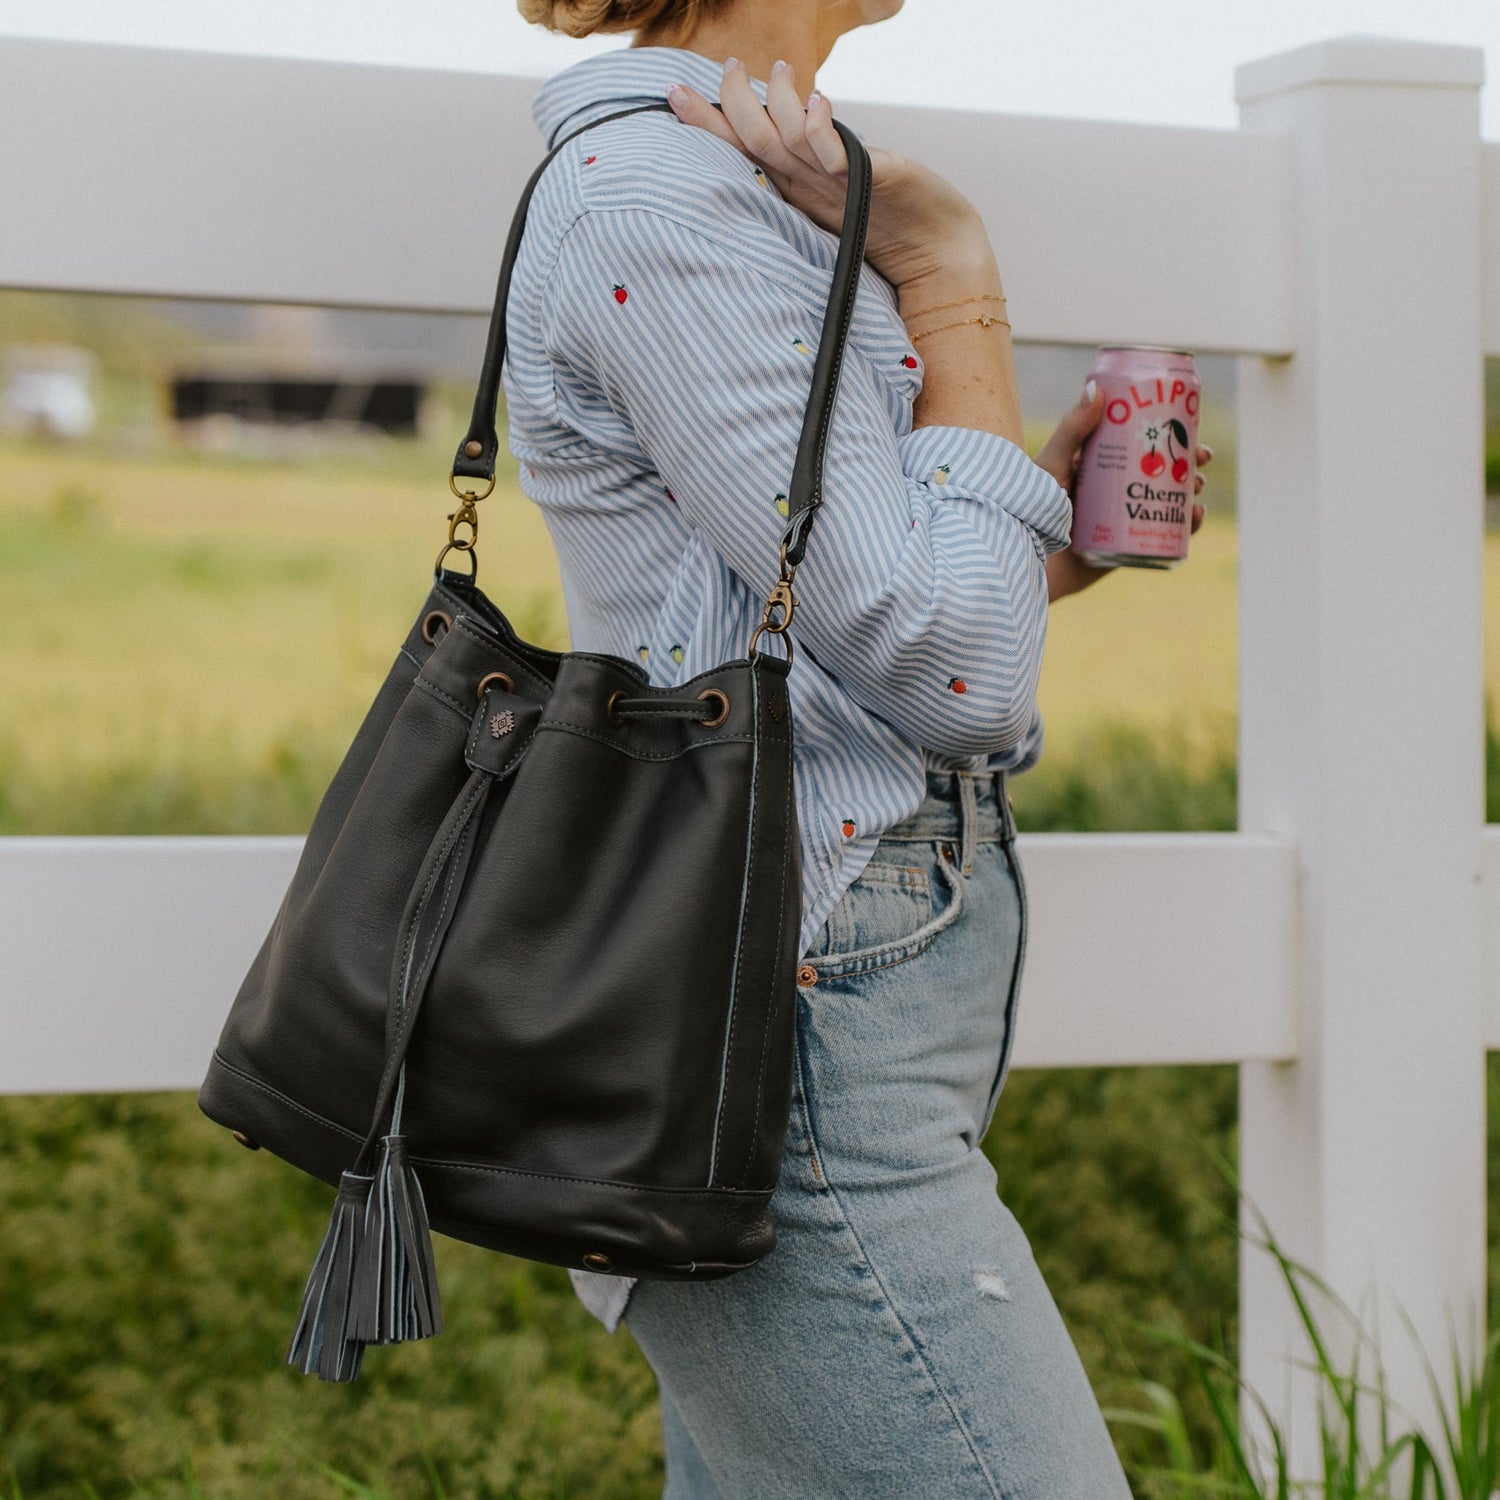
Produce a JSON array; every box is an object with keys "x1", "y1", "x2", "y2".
[
  {"x1": 503, "y1": 46, "x2": 1071, "y2": 1327},
  {"x1": 508, "y1": 45, "x2": 1071, "y2": 955}
]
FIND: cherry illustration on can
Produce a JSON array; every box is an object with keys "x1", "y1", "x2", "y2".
[{"x1": 1071, "y1": 346, "x2": 1202, "y2": 569}]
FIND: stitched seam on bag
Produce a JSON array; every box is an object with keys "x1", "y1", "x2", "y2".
[
  {"x1": 399, "y1": 645, "x2": 424, "y2": 672},
  {"x1": 209, "y1": 1051, "x2": 365, "y2": 1143},
  {"x1": 414, "y1": 675, "x2": 474, "y2": 723},
  {"x1": 450, "y1": 615, "x2": 555, "y2": 699},
  {"x1": 738, "y1": 674, "x2": 794, "y2": 1186},
  {"x1": 710, "y1": 668, "x2": 759, "y2": 1186},
  {"x1": 539, "y1": 720, "x2": 760, "y2": 760},
  {"x1": 412, "y1": 1157, "x2": 770, "y2": 1196}
]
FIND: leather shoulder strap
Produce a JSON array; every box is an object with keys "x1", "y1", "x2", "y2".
[{"x1": 451, "y1": 98, "x2": 872, "y2": 570}]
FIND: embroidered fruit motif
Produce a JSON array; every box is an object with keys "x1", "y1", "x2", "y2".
[
  {"x1": 665, "y1": 488, "x2": 676, "y2": 504},
  {"x1": 1166, "y1": 418, "x2": 1191, "y2": 484},
  {"x1": 902, "y1": 354, "x2": 918, "y2": 369},
  {"x1": 933, "y1": 463, "x2": 951, "y2": 484},
  {"x1": 584, "y1": 155, "x2": 597, "y2": 165},
  {"x1": 841, "y1": 820, "x2": 856, "y2": 838},
  {"x1": 948, "y1": 677, "x2": 968, "y2": 695},
  {"x1": 753, "y1": 167, "x2": 771, "y2": 190},
  {"x1": 1139, "y1": 425, "x2": 1167, "y2": 479},
  {"x1": 637, "y1": 645, "x2": 650, "y2": 663},
  {"x1": 792, "y1": 338, "x2": 812, "y2": 356},
  {"x1": 670, "y1": 644, "x2": 684, "y2": 665},
  {"x1": 773, "y1": 492, "x2": 789, "y2": 518},
  {"x1": 612, "y1": 284, "x2": 628, "y2": 305}
]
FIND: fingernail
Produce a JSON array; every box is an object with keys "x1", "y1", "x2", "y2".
[
  {"x1": 666, "y1": 83, "x2": 689, "y2": 106},
  {"x1": 808, "y1": 90, "x2": 825, "y2": 110},
  {"x1": 723, "y1": 56, "x2": 738, "y2": 71},
  {"x1": 1084, "y1": 378, "x2": 1098, "y2": 404},
  {"x1": 772, "y1": 58, "x2": 787, "y2": 74}
]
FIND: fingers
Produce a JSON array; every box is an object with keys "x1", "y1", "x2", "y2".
[
  {"x1": 1196, "y1": 443, "x2": 1213, "y2": 468},
  {"x1": 803, "y1": 91, "x2": 848, "y2": 176},
  {"x1": 1190, "y1": 501, "x2": 1205, "y2": 534},
  {"x1": 764, "y1": 59, "x2": 812, "y2": 159},
  {"x1": 666, "y1": 81, "x2": 744, "y2": 153}
]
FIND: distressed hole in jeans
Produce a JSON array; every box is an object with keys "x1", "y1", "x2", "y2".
[{"x1": 974, "y1": 1269, "x2": 1011, "y2": 1301}]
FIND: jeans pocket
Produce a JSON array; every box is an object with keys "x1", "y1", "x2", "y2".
[{"x1": 805, "y1": 845, "x2": 965, "y2": 980}]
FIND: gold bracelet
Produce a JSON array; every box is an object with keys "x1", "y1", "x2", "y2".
[
  {"x1": 909, "y1": 312, "x2": 1012, "y2": 343},
  {"x1": 903, "y1": 292, "x2": 1006, "y2": 322}
]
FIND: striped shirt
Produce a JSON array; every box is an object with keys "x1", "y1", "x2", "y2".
[
  {"x1": 504, "y1": 46, "x2": 1071, "y2": 1329},
  {"x1": 509, "y1": 45, "x2": 1071, "y2": 953}
]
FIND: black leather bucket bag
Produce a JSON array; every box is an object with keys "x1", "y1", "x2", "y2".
[{"x1": 197, "y1": 101, "x2": 872, "y2": 1380}]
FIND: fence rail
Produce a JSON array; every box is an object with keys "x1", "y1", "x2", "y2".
[{"x1": 0, "y1": 29, "x2": 1493, "y2": 1473}]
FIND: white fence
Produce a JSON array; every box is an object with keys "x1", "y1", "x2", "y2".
[{"x1": 1, "y1": 30, "x2": 1495, "y2": 1463}]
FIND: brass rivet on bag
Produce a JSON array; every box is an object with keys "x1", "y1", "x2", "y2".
[
  {"x1": 475, "y1": 670, "x2": 514, "y2": 701},
  {"x1": 230, "y1": 1130, "x2": 261, "y2": 1151},
  {"x1": 697, "y1": 688, "x2": 730, "y2": 729},
  {"x1": 606, "y1": 690, "x2": 627, "y2": 729},
  {"x1": 582, "y1": 1251, "x2": 613, "y2": 1272},
  {"x1": 421, "y1": 610, "x2": 453, "y2": 645},
  {"x1": 796, "y1": 964, "x2": 818, "y2": 988},
  {"x1": 463, "y1": 439, "x2": 483, "y2": 459}
]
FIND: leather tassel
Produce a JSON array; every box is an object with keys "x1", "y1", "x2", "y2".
[
  {"x1": 348, "y1": 1135, "x2": 443, "y2": 1346},
  {"x1": 286, "y1": 1169, "x2": 372, "y2": 1382}
]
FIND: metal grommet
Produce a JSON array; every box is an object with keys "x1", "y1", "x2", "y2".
[
  {"x1": 582, "y1": 1251, "x2": 613, "y2": 1272},
  {"x1": 607, "y1": 689, "x2": 627, "y2": 729},
  {"x1": 475, "y1": 670, "x2": 515, "y2": 701},
  {"x1": 230, "y1": 1130, "x2": 261, "y2": 1151},
  {"x1": 421, "y1": 609, "x2": 453, "y2": 645},
  {"x1": 697, "y1": 688, "x2": 730, "y2": 729},
  {"x1": 796, "y1": 964, "x2": 818, "y2": 988}
]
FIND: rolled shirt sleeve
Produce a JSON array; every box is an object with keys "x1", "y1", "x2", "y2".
[{"x1": 542, "y1": 204, "x2": 1070, "y2": 762}]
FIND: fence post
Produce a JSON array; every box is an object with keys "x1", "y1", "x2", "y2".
[{"x1": 1235, "y1": 37, "x2": 1487, "y2": 1462}]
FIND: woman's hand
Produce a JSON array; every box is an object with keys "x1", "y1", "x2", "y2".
[
  {"x1": 1037, "y1": 382, "x2": 1211, "y2": 603},
  {"x1": 666, "y1": 59, "x2": 992, "y2": 291}
]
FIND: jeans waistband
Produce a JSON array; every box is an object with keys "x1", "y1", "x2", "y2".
[{"x1": 878, "y1": 771, "x2": 1015, "y2": 874}]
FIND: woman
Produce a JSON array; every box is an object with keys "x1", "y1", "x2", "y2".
[{"x1": 508, "y1": 2, "x2": 1208, "y2": 1494}]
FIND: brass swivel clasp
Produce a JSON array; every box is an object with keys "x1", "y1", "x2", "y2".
[
  {"x1": 435, "y1": 471, "x2": 497, "y2": 578},
  {"x1": 747, "y1": 544, "x2": 798, "y2": 664}
]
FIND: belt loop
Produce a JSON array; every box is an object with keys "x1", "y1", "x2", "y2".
[
  {"x1": 957, "y1": 772, "x2": 978, "y2": 876},
  {"x1": 995, "y1": 770, "x2": 1017, "y2": 845}
]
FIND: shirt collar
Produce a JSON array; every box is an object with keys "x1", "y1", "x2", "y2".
[{"x1": 532, "y1": 46, "x2": 769, "y2": 150}]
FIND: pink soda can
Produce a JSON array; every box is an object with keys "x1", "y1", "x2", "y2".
[{"x1": 1070, "y1": 346, "x2": 1201, "y2": 569}]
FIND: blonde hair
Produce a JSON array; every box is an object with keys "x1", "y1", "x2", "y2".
[{"x1": 516, "y1": 0, "x2": 736, "y2": 43}]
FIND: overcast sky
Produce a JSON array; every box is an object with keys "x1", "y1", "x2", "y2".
[{"x1": 1, "y1": 0, "x2": 1496, "y2": 136}]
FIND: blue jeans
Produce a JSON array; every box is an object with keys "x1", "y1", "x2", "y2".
[{"x1": 624, "y1": 770, "x2": 1132, "y2": 1499}]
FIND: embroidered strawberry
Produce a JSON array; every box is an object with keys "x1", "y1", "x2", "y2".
[
  {"x1": 665, "y1": 488, "x2": 676, "y2": 503},
  {"x1": 773, "y1": 492, "x2": 789, "y2": 518},
  {"x1": 934, "y1": 463, "x2": 951, "y2": 485},
  {"x1": 902, "y1": 354, "x2": 918, "y2": 369},
  {"x1": 841, "y1": 820, "x2": 856, "y2": 839},
  {"x1": 613, "y1": 284, "x2": 628, "y2": 305},
  {"x1": 753, "y1": 167, "x2": 771, "y2": 190},
  {"x1": 792, "y1": 338, "x2": 812, "y2": 356},
  {"x1": 637, "y1": 645, "x2": 650, "y2": 663},
  {"x1": 670, "y1": 644, "x2": 685, "y2": 665},
  {"x1": 948, "y1": 677, "x2": 968, "y2": 695}
]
